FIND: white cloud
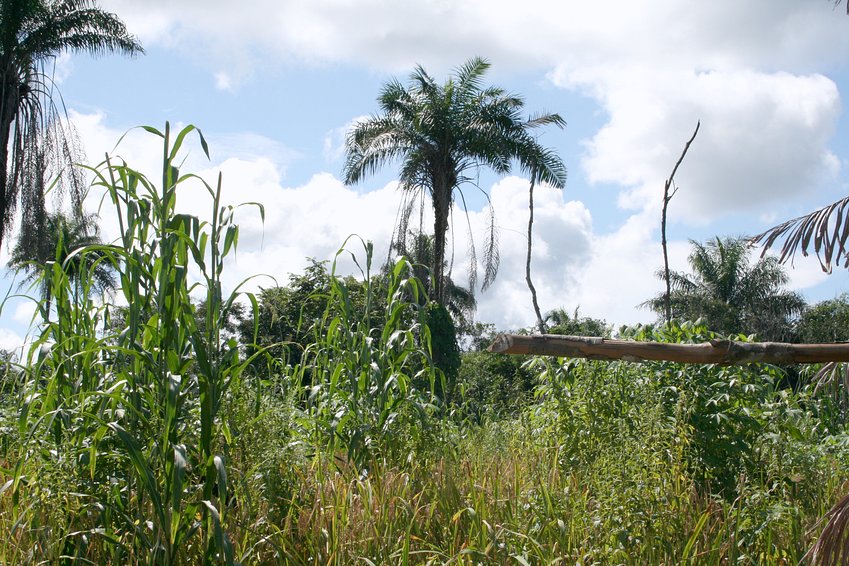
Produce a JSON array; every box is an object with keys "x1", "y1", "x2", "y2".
[
  {"x1": 0, "y1": 327, "x2": 24, "y2": 354},
  {"x1": 323, "y1": 115, "x2": 368, "y2": 166},
  {"x1": 99, "y1": 1, "x2": 849, "y2": 226},
  {"x1": 13, "y1": 301, "x2": 36, "y2": 326},
  {"x1": 214, "y1": 71, "x2": 234, "y2": 92},
  {"x1": 455, "y1": 177, "x2": 596, "y2": 329},
  {"x1": 102, "y1": 1, "x2": 849, "y2": 77},
  {"x1": 563, "y1": 68, "x2": 841, "y2": 224},
  {"x1": 50, "y1": 2, "x2": 849, "y2": 329},
  {"x1": 63, "y1": 112, "x2": 610, "y2": 329}
]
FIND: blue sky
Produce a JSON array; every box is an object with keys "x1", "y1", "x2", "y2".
[{"x1": 3, "y1": 0, "x2": 849, "y2": 349}]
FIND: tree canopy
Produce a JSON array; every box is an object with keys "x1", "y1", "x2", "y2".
[
  {"x1": 343, "y1": 56, "x2": 566, "y2": 306},
  {"x1": 644, "y1": 237, "x2": 805, "y2": 341},
  {"x1": 9, "y1": 209, "x2": 114, "y2": 319},
  {"x1": 0, "y1": 0, "x2": 143, "y2": 250}
]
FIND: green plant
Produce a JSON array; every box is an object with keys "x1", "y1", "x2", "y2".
[
  {"x1": 7, "y1": 123, "x2": 262, "y2": 564},
  {"x1": 298, "y1": 237, "x2": 440, "y2": 470},
  {"x1": 343, "y1": 56, "x2": 567, "y2": 306}
]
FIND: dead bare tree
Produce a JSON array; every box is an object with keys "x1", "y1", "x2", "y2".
[
  {"x1": 661, "y1": 121, "x2": 700, "y2": 323},
  {"x1": 526, "y1": 173, "x2": 547, "y2": 333}
]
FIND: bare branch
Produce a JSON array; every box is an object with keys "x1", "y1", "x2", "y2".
[{"x1": 661, "y1": 121, "x2": 700, "y2": 323}]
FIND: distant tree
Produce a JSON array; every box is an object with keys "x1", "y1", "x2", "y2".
[
  {"x1": 545, "y1": 307, "x2": 612, "y2": 338},
  {"x1": 238, "y1": 260, "x2": 339, "y2": 371},
  {"x1": 0, "y1": 0, "x2": 143, "y2": 250},
  {"x1": 460, "y1": 321, "x2": 498, "y2": 352},
  {"x1": 343, "y1": 56, "x2": 567, "y2": 306},
  {"x1": 236, "y1": 260, "x2": 384, "y2": 378},
  {"x1": 9, "y1": 209, "x2": 115, "y2": 318},
  {"x1": 643, "y1": 237, "x2": 805, "y2": 341},
  {"x1": 797, "y1": 294, "x2": 849, "y2": 344},
  {"x1": 456, "y1": 349, "x2": 535, "y2": 421}
]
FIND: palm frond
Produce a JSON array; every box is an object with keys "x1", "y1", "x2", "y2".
[
  {"x1": 804, "y1": 490, "x2": 849, "y2": 566},
  {"x1": 0, "y1": 0, "x2": 142, "y2": 249},
  {"x1": 525, "y1": 111, "x2": 567, "y2": 130},
  {"x1": 342, "y1": 56, "x2": 565, "y2": 306},
  {"x1": 480, "y1": 203, "x2": 499, "y2": 292},
  {"x1": 454, "y1": 56, "x2": 490, "y2": 96},
  {"x1": 750, "y1": 194, "x2": 849, "y2": 273}
]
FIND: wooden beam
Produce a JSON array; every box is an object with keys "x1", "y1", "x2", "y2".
[{"x1": 487, "y1": 334, "x2": 849, "y2": 364}]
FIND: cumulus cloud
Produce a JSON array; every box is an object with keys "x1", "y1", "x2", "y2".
[
  {"x1": 323, "y1": 115, "x2": 368, "y2": 166},
  {"x1": 477, "y1": 179, "x2": 596, "y2": 329},
  {"x1": 103, "y1": 1, "x2": 849, "y2": 77},
  {"x1": 12, "y1": 1, "x2": 844, "y2": 331},
  {"x1": 561, "y1": 68, "x2": 841, "y2": 223},
  {"x1": 100, "y1": 1, "x2": 849, "y2": 225},
  {"x1": 0, "y1": 327, "x2": 25, "y2": 354},
  {"x1": 61, "y1": 111, "x2": 609, "y2": 329}
]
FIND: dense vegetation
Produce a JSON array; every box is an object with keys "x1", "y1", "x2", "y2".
[{"x1": 0, "y1": 125, "x2": 847, "y2": 565}]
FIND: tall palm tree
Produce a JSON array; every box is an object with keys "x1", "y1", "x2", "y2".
[
  {"x1": 644, "y1": 237, "x2": 805, "y2": 341},
  {"x1": 343, "y1": 57, "x2": 567, "y2": 306},
  {"x1": 0, "y1": 0, "x2": 143, "y2": 250},
  {"x1": 9, "y1": 209, "x2": 116, "y2": 318}
]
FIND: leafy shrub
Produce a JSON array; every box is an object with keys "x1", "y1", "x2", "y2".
[{"x1": 456, "y1": 351, "x2": 534, "y2": 421}]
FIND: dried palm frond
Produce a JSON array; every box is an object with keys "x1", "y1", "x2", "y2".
[
  {"x1": 750, "y1": 195, "x2": 849, "y2": 273},
  {"x1": 804, "y1": 489, "x2": 849, "y2": 566},
  {"x1": 813, "y1": 362, "x2": 849, "y2": 396}
]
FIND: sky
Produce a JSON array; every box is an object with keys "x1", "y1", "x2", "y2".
[{"x1": 3, "y1": 0, "x2": 849, "y2": 350}]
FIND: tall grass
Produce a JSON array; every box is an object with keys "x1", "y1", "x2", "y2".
[
  {"x1": 3, "y1": 123, "x2": 261, "y2": 563},
  {"x1": 297, "y1": 236, "x2": 441, "y2": 471}
]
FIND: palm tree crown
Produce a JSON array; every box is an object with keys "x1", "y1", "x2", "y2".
[
  {"x1": 644, "y1": 237, "x2": 805, "y2": 341},
  {"x1": 0, "y1": 0, "x2": 143, "y2": 250},
  {"x1": 9, "y1": 209, "x2": 115, "y2": 318},
  {"x1": 343, "y1": 57, "x2": 566, "y2": 305}
]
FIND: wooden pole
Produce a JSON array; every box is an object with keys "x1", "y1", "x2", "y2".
[{"x1": 488, "y1": 334, "x2": 849, "y2": 365}]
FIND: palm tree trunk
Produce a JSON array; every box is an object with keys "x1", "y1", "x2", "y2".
[
  {"x1": 431, "y1": 178, "x2": 451, "y2": 306},
  {"x1": 0, "y1": 69, "x2": 18, "y2": 251}
]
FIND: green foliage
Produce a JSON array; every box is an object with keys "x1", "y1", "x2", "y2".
[
  {"x1": 389, "y1": 231, "x2": 477, "y2": 329},
  {"x1": 1, "y1": 124, "x2": 846, "y2": 564},
  {"x1": 533, "y1": 320, "x2": 844, "y2": 498},
  {"x1": 297, "y1": 237, "x2": 440, "y2": 470},
  {"x1": 456, "y1": 351, "x2": 534, "y2": 421},
  {"x1": 5, "y1": 123, "x2": 259, "y2": 563},
  {"x1": 425, "y1": 301, "x2": 460, "y2": 399},
  {"x1": 343, "y1": 56, "x2": 567, "y2": 305},
  {"x1": 9, "y1": 210, "x2": 116, "y2": 320},
  {"x1": 238, "y1": 259, "x2": 387, "y2": 383},
  {"x1": 545, "y1": 306, "x2": 612, "y2": 337},
  {"x1": 798, "y1": 293, "x2": 849, "y2": 343},
  {"x1": 644, "y1": 237, "x2": 806, "y2": 341}
]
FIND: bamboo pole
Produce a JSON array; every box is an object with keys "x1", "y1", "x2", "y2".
[{"x1": 487, "y1": 334, "x2": 849, "y2": 364}]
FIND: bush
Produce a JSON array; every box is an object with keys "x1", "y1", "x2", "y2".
[{"x1": 456, "y1": 351, "x2": 534, "y2": 421}]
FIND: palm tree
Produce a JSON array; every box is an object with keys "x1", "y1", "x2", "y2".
[
  {"x1": 390, "y1": 231, "x2": 476, "y2": 325},
  {"x1": 343, "y1": 57, "x2": 567, "y2": 306},
  {"x1": 643, "y1": 237, "x2": 805, "y2": 341},
  {"x1": 9, "y1": 209, "x2": 116, "y2": 318},
  {"x1": 0, "y1": 0, "x2": 143, "y2": 250}
]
